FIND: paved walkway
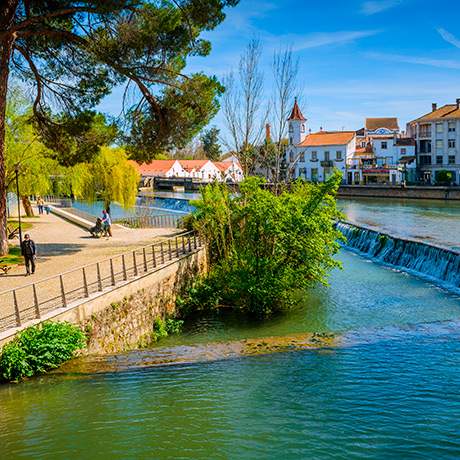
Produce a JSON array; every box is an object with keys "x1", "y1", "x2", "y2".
[{"x1": 0, "y1": 210, "x2": 179, "y2": 327}]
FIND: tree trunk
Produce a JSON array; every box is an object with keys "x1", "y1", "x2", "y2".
[
  {"x1": 0, "y1": 1, "x2": 18, "y2": 256},
  {"x1": 21, "y1": 195, "x2": 34, "y2": 217}
]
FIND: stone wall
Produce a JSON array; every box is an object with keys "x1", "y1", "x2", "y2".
[
  {"x1": 338, "y1": 185, "x2": 460, "y2": 200},
  {"x1": 0, "y1": 248, "x2": 208, "y2": 353}
]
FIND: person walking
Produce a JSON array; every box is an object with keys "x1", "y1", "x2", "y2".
[
  {"x1": 101, "y1": 209, "x2": 113, "y2": 237},
  {"x1": 21, "y1": 233, "x2": 36, "y2": 276},
  {"x1": 37, "y1": 197, "x2": 44, "y2": 215}
]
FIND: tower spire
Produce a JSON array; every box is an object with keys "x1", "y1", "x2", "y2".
[{"x1": 287, "y1": 97, "x2": 306, "y2": 121}]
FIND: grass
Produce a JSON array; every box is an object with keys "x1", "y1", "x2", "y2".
[
  {"x1": 0, "y1": 246, "x2": 22, "y2": 265},
  {"x1": 7, "y1": 219, "x2": 33, "y2": 231}
]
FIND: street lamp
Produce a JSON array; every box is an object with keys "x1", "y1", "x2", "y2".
[{"x1": 15, "y1": 165, "x2": 22, "y2": 245}]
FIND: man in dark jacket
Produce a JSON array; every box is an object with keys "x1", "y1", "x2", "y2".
[{"x1": 21, "y1": 233, "x2": 36, "y2": 276}]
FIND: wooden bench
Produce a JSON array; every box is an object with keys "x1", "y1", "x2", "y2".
[
  {"x1": 0, "y1": 265, "x2": 14, "y2": 275},
  {"x1": 7, "y1": 225, "x2": 19, "y2": 240}
]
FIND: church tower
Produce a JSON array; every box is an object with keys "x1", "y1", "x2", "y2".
[{"x1": 287, "y1": 98, "x2": 307, "y2": 145}]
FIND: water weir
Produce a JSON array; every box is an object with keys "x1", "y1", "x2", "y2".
[{"x1": 337, "y1": 221, "x2": 460, "y2": 293}]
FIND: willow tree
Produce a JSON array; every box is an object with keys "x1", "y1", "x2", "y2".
[
  {"x1": 0, "y1": 0, "x2": 238, "y2": 255},
  {"x1": 70, "y1": 146, "x2": 139, "y2": 211}
]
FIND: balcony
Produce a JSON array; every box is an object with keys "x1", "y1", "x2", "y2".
[{"x1": 320, "y1": 160, "x2": 334, "y2": 167}]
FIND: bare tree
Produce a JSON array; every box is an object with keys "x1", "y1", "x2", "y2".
[
  {"x1": 221, "y1": 39, "x2": 267, "y2": 175},
  {"x1": 270, "y1": 47, "x2": 300, "y2": 184}
]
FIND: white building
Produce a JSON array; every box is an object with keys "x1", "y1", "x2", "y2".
[
  {"x1": 407, "y1": 100, "x2": 460, "y2": 185},
  {"x1": 215, "y1": 160, "x2": 244, "y2": 183},
  {"x1": 286, "y1": 100, "x2": 356, "y2": 182},
  {"x1": 349, "y1": 118, "x2": 416, "y2": 184}
]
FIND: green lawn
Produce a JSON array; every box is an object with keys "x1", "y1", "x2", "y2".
[
  {"x1": 0, "y1": 246, "x2": 22, "y2": 265},
  {"x1": 7, "y1": 219, "x2": 33, "y2": 231}
]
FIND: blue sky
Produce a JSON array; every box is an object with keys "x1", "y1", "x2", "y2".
[{"x1": 98, "y1": 0, "x2": 460, "y2": 143}]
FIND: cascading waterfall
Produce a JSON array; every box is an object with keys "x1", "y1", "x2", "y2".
[{"x1": 337, "y1": 221, "x2": 460, "y2": 292}]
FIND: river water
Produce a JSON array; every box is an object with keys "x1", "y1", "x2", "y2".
[
  {"x1": 2, "y1": 196, "x2": 460, "y2": 458},
  {"x1": 2, "y1": 247, "x2": 460, "y2": 459}
]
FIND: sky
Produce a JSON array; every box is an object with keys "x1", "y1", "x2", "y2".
[{"x1": 98, "y1": 0, "x2": 460, "y2": 144}]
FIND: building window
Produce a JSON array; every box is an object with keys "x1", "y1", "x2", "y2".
[
  {"x1": 436, "y1": 122, "x2": 444, "y2": 134},
  {"x1": 436, "y1": 155, "x2": 443, "y2": 165},
  {"x1": 301, "y1": 124, "x2": 305, "y2": 133},
  {"x1": 419, "y1": 155, "x2": 432, "y2": 165},
  {"x1": 311, "y1": 151, "x2": 318, "y2": 161},
  {"x1": 289, "y1": 124, "x2": 293, "y2": 133},
  {"x1": 448, "y1": 139, "x2": 456, "y2": 149},
  {"x1": 419, "y1": 140, "x2": 431, "y2": 153},
  {"x1": 299, "y1": 152, "x2": 305, "y2": 162},
  {"x1": 324, "y1": 151, "x2": 330, "y2": 161},
  {"x1": 299, "y1": 167, "x2": 307, "y2": 178},
  {"x1": 436, "y1": 139, "x2": 443, "y2": 150},
  {"x1": 401, "y1": 148, "x2": 406, "y2": 155},
  {"x1": 381, "y1": 141, "x2": 387, "y2": 149},
  {"x1": 289, "y1": 137, "x2": 293, "y2": 145},
  {"x1": 361, "y1": 141, "x2": 366, "y2": 147},
  {"x1": 419, "y1": 124, "x2": 431, "y2": 137},
  {"x1": 311, "y1": 168, "x2": 318, "y2": 181},
  {"x1": 448, "y1": 122, "x2": 456, "y2": 132},
  {"x1": 289, "y1": 151, "x2": 294, "y2": 162},
  {"x1": 336, "y1": 151, "x2": 343, "y2": 161},
  {"x1": 448, "y1": 155, "x2": 456, "y2": 164}
]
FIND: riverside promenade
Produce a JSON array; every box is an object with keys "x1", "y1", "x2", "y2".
[{"x1": 0, "y1": 211, "x2": 178, "y2": 322}]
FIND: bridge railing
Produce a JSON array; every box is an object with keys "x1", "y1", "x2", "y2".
[
  {"x1": 0, "y1": 231, "x2": 202, "y2": 333},
  {"x1": 114, "y1": 214, "x2": 184, "y2": 229}
]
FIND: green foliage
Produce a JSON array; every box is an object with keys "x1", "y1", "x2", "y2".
[
  {"x1": 435, "y1": 170, "x2": 453, "y2": 185},
  {"x1": 200, "y1": 127, "x2": 222, "y2": 161},
  {"x1": 68, "y1": 146, "x2": 140, "y2": 209},
  {"x1": 42, "y1": 111, "x2": 118, "y2": 167},
  {"x1": 0, "y1": 322, "x2": 86, "y2": 382},
  {"x1": 0, "y1": 246, "x2": 22, "y2": 265},
  {"x1": 176, "y1": 276, "x2": 222, "y2": 316},
  {"x1": 189, "y1": 172, "x2": 344, "y2": 316},
  {"x1": 151, "y1": 317, "x2": 184, "y2": 342}
]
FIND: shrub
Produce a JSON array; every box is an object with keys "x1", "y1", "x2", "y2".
[
  {"x1": 0, "y1": 322, "x2": 86, "y2": 382},
  {"x1": 190, "y1": 173, "x2": 344, "y2": 316},
  {"x1": 151, "y1": 317, "x2": 184, "y2": 342}
]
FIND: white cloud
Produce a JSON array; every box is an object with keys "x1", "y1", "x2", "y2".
[
  {"x1": 366, "y1": 52, "x2": 460, "y2": 69},
  {"x1": 437, "y1": 28, "x2": 460, "y2": 49},
  {"x1": 361, "y1": 0, "x2": 402, "y2": 15},
  {"x1": 288, "y1": 30, "x2": 381, "y2": 52}
]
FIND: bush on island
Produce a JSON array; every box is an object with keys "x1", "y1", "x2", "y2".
[{"x1": 181, "y1": 172, "x2": 344, "y2": 317}]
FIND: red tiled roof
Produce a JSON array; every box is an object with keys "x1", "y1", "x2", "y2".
[
  {"x1": 179, "y1": 160, "x2": 210, "y2": 172},
  {"x1": 410, "y1": 104, "x2": 460, "y2": 123},
  {"x1": 288, "y1": 99, "x2": 306, "y2": 121},
  {"x1": 366, "y1": 118, "x2": 399, "y2": 131},
  {"x1": 298, "y1": 131, "x2": 355, "y2": 147},
  {"x1": 129, "y1": 160, "x2": 177, "y2": 175},
  {"x1": 214, "y1": 161, "x2": 242, "y2": 172}
]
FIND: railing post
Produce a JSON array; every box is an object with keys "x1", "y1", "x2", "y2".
[
  {"x1": 122, "y1": 254, "x2": 127, "y2": 280},
  {"x1": 182, "y1": 235, "x2": 186, "y2": 254},
  {"x1": 168, "y1": 240, "x2": 172, "y2": 260},
  {"x1": 96, "y1": 263, "x2": 103, "y2": 291},
  {"x1": 110, "y1": 258, "x2": 116, "y2": 285},
  {"x1": 176, "y1": 237, "x2": 180, "y2": 257},
  {"x1": 161, "y1": 242, "x2": 165, "y2": 264},
  {"x1": 13, "y1": 290, "x2": 21, "y2": 326},
  {"x1": 60, "y1": 274, "x2": 67, "y2": 307},
  {"x1": 188, "y1": 235, "x2": 192, "y2": 252},
  {"x1": 133, "y1": 251, "x2": 138, "y2": 276},
  {"x1": 194, "y1": 234, "x2": 197, "y2": 249},
  {"x1": 32, "y1": 284, "x2": 40, "y2": 319},
  {"x1": 152, "y1": 245, "x2": 157, "y2": 267},
  {"x1": 82, "y1": 267, "x2": 89, "y2": 297},
  {"x1": 143, "y1": 247, "x2": 148, "y2": 272}
]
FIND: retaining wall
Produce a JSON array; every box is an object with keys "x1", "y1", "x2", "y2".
[
  {"x1": 0, "y1": 248, "x2": 207, "y2": 353},
  {"x1": 338, "y1": 185, "x2": 460, "y2": 200}
]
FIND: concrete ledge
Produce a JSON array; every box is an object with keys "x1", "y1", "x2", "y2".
[
  {"x1": 50, "y1": 205, "x2": 94, "y2": 230},
  {"x1": 338, "y1": 185, "x2": 460, "y2": 200}
]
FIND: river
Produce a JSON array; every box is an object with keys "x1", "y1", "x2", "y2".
[{"x1": 1, "y1": 197, "x2": 460, "y2": 458}]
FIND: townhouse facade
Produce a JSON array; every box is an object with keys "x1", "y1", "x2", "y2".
[{"x1": 407, "y1": 100, "x2": 460, "y2": 185}]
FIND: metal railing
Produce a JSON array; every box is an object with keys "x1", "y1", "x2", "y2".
[
  {"x1": 114, "y1": 214, "x2": 184, "y2": 229},
  {"x1": 0, "y1": 232, "x2": 202, "y2": 333}
]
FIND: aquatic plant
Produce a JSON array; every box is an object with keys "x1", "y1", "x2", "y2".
[
  {"x1": 152, "y1": 318, "x2": 184, "y2": 342},
  {"x1": 0, "y1": 322, "x2": 86, "y2": 382}
]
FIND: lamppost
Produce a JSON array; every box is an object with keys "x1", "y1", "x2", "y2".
[{"x1": 15, "y1": 165, "x2": 22, "y2": 245}]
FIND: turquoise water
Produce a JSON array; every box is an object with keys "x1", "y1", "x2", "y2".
[
  {"x1": 338, "y1": 197, "x2": 460, "y2": 250},
  {"x1": 2, "y1": 250, "x2": 460, "y2": 459}
]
